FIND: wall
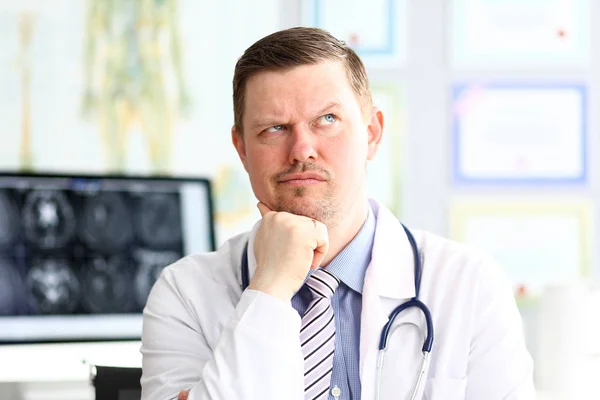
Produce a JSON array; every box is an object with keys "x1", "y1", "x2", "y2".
[{"x1": 1, "y1": 0, "x2": 599, "y2": 398}]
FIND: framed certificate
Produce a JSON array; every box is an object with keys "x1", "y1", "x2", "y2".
[
  {"x1": 452, "y1": 83, "x2": 587, "y2": 184},
  {"x1": 450, "y1": 200, "x2": 592, "y2": 299},
  {"x1": 367, "y1": 82, "x2": 405, "y2": 216},
  {"x1": 303, "y1": 0, "x2": 408, "y2": 67},
  {"x1": 451, "y1": 0, "x2": 591, "y2": 68}
]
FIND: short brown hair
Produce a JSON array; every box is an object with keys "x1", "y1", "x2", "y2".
[{"x1": 232, "y1": 27, "x2": 372, "y2": 134}]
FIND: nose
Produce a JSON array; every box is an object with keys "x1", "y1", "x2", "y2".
[{"x1": 288, "y1": 125, "x2": 318, "y2": 164}]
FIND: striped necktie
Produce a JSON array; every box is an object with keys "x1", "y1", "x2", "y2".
[{"x1": 301, "y1": 268, "x2": 340, "y2": 400}]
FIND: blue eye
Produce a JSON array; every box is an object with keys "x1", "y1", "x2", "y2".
[
  {"x1": 318, "y1": 114, "x2": 337, "y2": 125},
  {"x1": 265, "y1": 125, "x2": 285, "y2": 133}
]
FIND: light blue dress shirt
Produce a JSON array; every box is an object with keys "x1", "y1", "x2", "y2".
[{"x1": 291, "y1": 207, "x2": 376, "y2": 400}]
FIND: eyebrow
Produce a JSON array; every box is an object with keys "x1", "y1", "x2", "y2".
[
  {"x1": 247, "y1": 102, "x2": 343, "y2": 131},
  {"x1": 314, "y1": 101, "x2": 342, "y2": 116}
]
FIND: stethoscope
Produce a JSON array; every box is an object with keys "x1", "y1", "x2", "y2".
[{"x1": 240, "y1": 224, "x2": 434, "y2": 400}]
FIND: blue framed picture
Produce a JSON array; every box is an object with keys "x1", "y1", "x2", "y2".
[
  {"x1": 452, "y1": 83, "x2": 587, "y2": 184},
  {"x1": 303, "y1": 0, "x2": 407, "y2": 66}
]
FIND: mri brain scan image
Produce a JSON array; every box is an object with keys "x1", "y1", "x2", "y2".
[
  {"x1": 0, "y1": 174, "x2": 212, "y2": 342},
  {"x1": 136, "y1": 193, "x2": 183, "y2": 248},
  {"x1": 22, "y1": 190, "x2": 76, "y2": 250},
  {"x1": 80, "y1": 192, "x2": 134, "y2": 253},
  {"x1": 26, "y1": 257, "x2": 80, "y2": 314},
  {"x1": 1, "y1": 185, "x2": 185, "y2": 317},
  {"x1": 80, "y1": 255, "x2": 135, "y2": 313}
]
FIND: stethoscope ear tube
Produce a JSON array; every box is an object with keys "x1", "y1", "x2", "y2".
[
  {"x1": 376, "y1": 341, "x2": 432, "y2": 400},
  {"x1": 409, "y1": 351, "x2": 431, "y2": 400}
]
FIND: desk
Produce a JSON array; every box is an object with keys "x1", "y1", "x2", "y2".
[{"x1": 0, "y1": 341, "x2": 142, "y2": 400}]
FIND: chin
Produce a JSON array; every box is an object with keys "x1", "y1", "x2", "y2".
[
  {"x1": 281, "y1": 203, "x2": 320, "y2": 219},
  {"x1": 274, "y1": 194, "x2": 337, "y2": 224}
]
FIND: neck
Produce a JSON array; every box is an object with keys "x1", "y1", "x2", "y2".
[{"x1": 321, "y1": 199, "x2": 370, "y2": 266}]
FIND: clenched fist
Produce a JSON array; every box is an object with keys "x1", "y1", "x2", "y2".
[{"x1": 248, "y1": 202, "x2": 329, "y2": 302}]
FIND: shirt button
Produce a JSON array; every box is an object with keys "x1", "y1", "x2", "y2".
[{"x1": 331, "y1": 385, "x2": 342, "y2": 399}]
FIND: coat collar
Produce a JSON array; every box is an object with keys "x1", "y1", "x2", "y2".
[{"x1": 367, "y1": 199, "x2": 417, "y2": 300}]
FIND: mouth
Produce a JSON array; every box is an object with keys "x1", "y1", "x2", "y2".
[{"x1": 279, "y1": 173, "x2": 326, "y2": 186}]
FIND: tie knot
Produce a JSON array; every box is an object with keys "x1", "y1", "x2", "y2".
[{"x1": 306, "y1": 269, "x2": 340, "y2": 299}]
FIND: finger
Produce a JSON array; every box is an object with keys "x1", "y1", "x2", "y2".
[
  {"x1": 178, "y1": 390, "x2": 189, "y2": 400},
  {"x1": 257, "y1": 202, "x2": 272, "y2": 217},
  {"x1": 310, "y1": 221, "x2": 329, "y2": 270}
]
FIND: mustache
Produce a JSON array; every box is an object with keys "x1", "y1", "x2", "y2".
[{"x1": 273, "y1": 163, "x2": 332, "y2": 182}]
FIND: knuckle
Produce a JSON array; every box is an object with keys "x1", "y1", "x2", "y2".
[
  {"x1": 272, "y1": 212, "x2": 287, "y2": 224},
  {"x1": 288, "y1": 224, "x2": 303, "y2": 238}
]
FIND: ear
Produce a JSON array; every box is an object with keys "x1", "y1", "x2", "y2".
[
  {"x1": 231, "y1": 126, "x2": 249, "y2": 172},
  {"x1": 366, "y1": 107, "x2": 384, "y2": 161}
]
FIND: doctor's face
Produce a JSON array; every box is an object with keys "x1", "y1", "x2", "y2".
[{"x1": 232, "y1": 60, "x2": 383, "y2": 226}]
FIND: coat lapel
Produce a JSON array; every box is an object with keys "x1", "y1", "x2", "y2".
[{"x1": 359, "y1": 200, "x2": 421, "y2": 398}]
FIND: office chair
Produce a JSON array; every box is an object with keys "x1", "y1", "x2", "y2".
[{"x1": 91, "y1": 365, "x2": 142, "y2": 400}]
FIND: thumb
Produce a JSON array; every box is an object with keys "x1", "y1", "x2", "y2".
[
  {"x1": 178, "y1": 390, "x2": 189, "y2": 400},
  {"x1": 310, "y1": 222, "x2": 329, "y2": 270}
]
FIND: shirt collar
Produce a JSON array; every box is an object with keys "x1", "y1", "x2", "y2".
[{"x1": 324, "y1": 205, "x2": 376, "y2": 294}]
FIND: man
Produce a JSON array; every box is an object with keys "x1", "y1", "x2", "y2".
[{"x1": 140, "y1": 27, "x2": 534, "y2": 399}]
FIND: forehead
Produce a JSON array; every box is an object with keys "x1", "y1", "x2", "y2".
[{"x1": 242, "y1": 61, "x2": 359, "y2": 125}]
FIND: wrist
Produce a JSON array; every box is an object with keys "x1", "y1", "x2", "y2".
[{"x1": 247, "y1": 280, "x2": 295, "y2": 303}]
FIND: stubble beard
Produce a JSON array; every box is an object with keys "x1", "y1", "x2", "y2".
[
  {"x1": 274, "y1": 184, "x2": 339, "y2": 228},
  {"x1": 271, "y1": 163, "x2": 340, "y2": 227}
]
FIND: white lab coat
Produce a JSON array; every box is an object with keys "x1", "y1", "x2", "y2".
[{"x1": 140, "y1": 200, "x2": 535, "y2": 400}]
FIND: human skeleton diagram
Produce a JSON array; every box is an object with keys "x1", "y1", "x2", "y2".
[{"x1": 81, "y1": 0, "x2": 190, "y2": 173}]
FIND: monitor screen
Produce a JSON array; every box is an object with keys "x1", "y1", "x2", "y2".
[{"x1": 0, "y1": 173, "x2": 215, "y2": 343}]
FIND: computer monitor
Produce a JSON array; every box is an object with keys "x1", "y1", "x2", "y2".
[{"x1": 0, "y1": 172, "x2": 215, "y2": 343}]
